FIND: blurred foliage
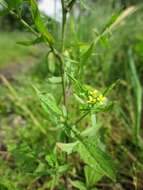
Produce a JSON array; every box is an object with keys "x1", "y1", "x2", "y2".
[
  {"x1": 0, "y1": 1, "x2": 58, "y2": 32},
  {"x1": 0, "y1": 2, "x2": 32, "y2": 30}
]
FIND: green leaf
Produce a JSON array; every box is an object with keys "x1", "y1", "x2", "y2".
[
  {"x1": 101, "y1": 12, "x2": 120, "y2": 33},
  {"x1": 47, "y1": 76, "x2": 62, "y2": 84},
  {"x1": 4, "y1": 0, "x2": 23, "y2": 9},
  {"x1": 76, "y1": 138, "x2": 116, "y2": 181},
  {"x1": 17, "y1": 35, "x2": 45, "y2": 46},
  {"x1": 31, "y1": 0, "x2": 54, "y2": 44},
  {"x1": 45, "y1": 154, "x2": 56, "y2": 167},
  {"x1": 62, "y1": 105, "x2": 68, "y2": 118},
  {"x1": 34, "y1": 86, "x2": 62, "y2": 116},
  {"x1": 48, "y1": 52, "x2": 56, "y2": 73},
  {"x1": 59, "y1": 126, "x2": 116, "y2": 181},
  {"x1": 81, "y1": 125, "x2": 101, "y2": 138},
  {"x1": 91, "y1": 113, "x2": 96, "y2": 127},
  {"x1": 103, "y1": 80, "x2": 120, "y2": 96},
  {"x1": 128, "y1": 49, "x2": 142, "y2": 144},
  {"x1": 58, "y1": 164, "x2": 69, "y2": 173},
  {"x1": 35, "y1": 162, "x2": 47, "y2": 175},
  {"x1": 74, "y1": 94, "x2": 85, "y2": 104},
  {"x1": 80, "y1": 42, "x2": 94, "y2": 64},
  {"x1": 56, "y1": 142, "x2": 77, "y2": 154},
  {"x1": 30, "y1": 0, "x2": 54, "y2": 44},
  {"x1": 0, "y1": 0, "x2": 7, "y2": 7},
  {"x1": 84, "y1": 166, "x2": 103, "y2": 188},
  {"x1": 70, "y1": 180, "x2": 86, "y2": 190},
  {"x1": 0, "y1": 184, "x2": 8, "y2": 190},
  {"x1": 81, "y1": 101, "x2": 113, "y2": 113},
  {"x1": 39, "y1": 93, "x2": 62, "y2": 116},
  {"x1": 8, "y1": 143, "x2": 37, "y2": 172}
]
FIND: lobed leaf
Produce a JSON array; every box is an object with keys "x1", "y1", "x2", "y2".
[{"x1": 76, "y1": 139, "x2": 116, "y2": 181}]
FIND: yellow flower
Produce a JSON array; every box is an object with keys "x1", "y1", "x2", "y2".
[
  {"x1": 87, "y1": 95, "x2": 97, "y2": 104},
  {"x1": 89, "y1": 89, "x2": 98, "y2": 97},
  {"x1": 97, "y1": 95, "x2": 106, "y2": 104},
  {"x1": 87, "y1": 89, "x2": 106, "y2": 105}
]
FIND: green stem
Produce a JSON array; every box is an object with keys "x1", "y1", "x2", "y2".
[
  {"x1": 60, "y1": 0, "x2": 67, "y2": 105},
  {"x1": 0, "y1": 2, "x2": 38, "y2": 36},
  {"x1": 60, "y1": 1, "x2": 69, "y2": 188},
  {"x1": 61, "y1": 0, "x2": 67, "y2": 52},
  {"x1": 74, "y1": 111, "x2": 90, "y2": 125}
]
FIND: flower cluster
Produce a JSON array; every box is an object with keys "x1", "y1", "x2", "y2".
[{"x1": 87, "y1": 89, "x2": 106, "y2": 105}]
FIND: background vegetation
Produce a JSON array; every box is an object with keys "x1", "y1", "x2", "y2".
[{"x1": 0, "y1": 0, "x2": 143, "y2": 189}]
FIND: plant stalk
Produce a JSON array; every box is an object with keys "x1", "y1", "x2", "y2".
[
  {"x1": 60, "y1": 0, "x2": 68, "y2": 105},
  {"x1": 61, "y1": 1, "x2": 69, "y2": 188}
]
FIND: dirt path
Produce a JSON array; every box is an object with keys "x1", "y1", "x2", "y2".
[{"x1": 0, "y1": 59, "x2": 34, "y2": 81}]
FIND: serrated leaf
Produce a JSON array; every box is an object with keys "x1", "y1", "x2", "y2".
[
  {"x1": 58, "y1": 129, "x2": 116, "y2": 181},
  {"x1": 76, "y1": 138, "x2": 116, "y2": 181}
]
